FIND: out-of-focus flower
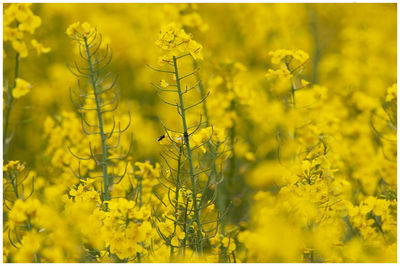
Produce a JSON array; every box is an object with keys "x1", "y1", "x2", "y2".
[{"x1": 12, "y1": 78, "x2": 31, "y2": 98}]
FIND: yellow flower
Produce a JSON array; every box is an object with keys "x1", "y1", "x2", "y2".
[
  {"x1": 245, "y1": 152, "x2": 256, "y2": 161},
  {"x1": 373, "y1": 199, "x2": 390, "y2": 216},
  {"x1": 18, "y1": 14, "x2": 41, "y2": 34},
  {"x1": 176, "y1": 228, "x2": 185, "y2": 240},
  {"x1": 14, "y1": 3, "x2": 33, "y2": 23},
  {"x1": 171, "y1": 235, "x2": 180, "y2": 246},
  {"x1": 3, "y1": 160, "x2": 21, "y2": 171},
  {"x1": 66, "y1": 22, "x2": 95, "y2": 39},
  {"x1": 155, "y1": 23, "x2": 203, "y2": 63},
  {"x1": 4, "y1": 4, "x2": 18, "y2": 26},
  {"x1": 385, "y1": 83, "x2": 397, "y2": 102},
  {"x1": 11, "y1": 41, "x2": 28, "y2": 58},
  {"x1": 31, "y1": 39, "x2": 51, "y2": 55},
  {"x1": 182, "y1": 12, "x2": 209, "y2": 32},
  {"x1": 186, "y1": 39, "x2": 203, "y2": 60},
  {"x1": 301, "y1": 79, "x2": 310, "y2": 87},
  {"x1": 292, "y1": 49, "x2": 309, "y2": 63},
  {"x1": 8, "y1": 200, "x2": 28, "y2": 225},
  {"x1": 12, "y1": 78, "x2": 31, "y2": 98},
  {"x1": 4, "y1": 27, "x2": 24, "y2": 42},
  {"x1": 14, "y1": 231, "x2": 42, "y2": 263},
  {"x1": 212, "y1": 127, "x2": 226, "y2": 144},
  {"x1": 265, "y1": 68, "x2": 292, "y2": 79},
  {"x1": 269, "y1": 49, "x2": 309, "y2": 67}
]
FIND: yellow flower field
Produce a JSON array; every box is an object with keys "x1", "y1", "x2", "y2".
[{"x1": 3, "y1": 3, "x2": 397, "y2": 263}]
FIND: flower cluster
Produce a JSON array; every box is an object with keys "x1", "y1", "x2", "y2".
[
  {"x1": 4, "y1": 3, "x2": 50, "y2": 58},
  {"x1": 65, "y1": 21, "x2": 95, "y2": 40},
  {"x1": 155, "y1": 23, "x2": 203, "y2": 64},
  {"x1": 3, "y1": 3, "x2": 396, "y2": 263}
]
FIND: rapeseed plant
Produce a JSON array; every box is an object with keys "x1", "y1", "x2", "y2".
[
  {"x1": 3, "y1": 4, "x2": 50, "y2": 157},
  {"x1": 66, "y1": 22, "x2": 132, "y2": 206},
  {"x1": 149, "y1": 23, "x2": 230, "y2": 258},
  {"x1": 3, "y1": 4, "x2": 50, "y2": 262},
  {"x1": 3, "y1": 3, "x2": 397, "y2": 263}
]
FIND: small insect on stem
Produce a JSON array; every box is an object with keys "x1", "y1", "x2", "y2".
[{"x1": 157, "y1": 134, "x2": 166, "y2": 141}]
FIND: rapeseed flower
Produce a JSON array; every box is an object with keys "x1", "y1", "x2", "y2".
[{"x1": 12, "y1": 78, "x2": 31, "y2": 98}]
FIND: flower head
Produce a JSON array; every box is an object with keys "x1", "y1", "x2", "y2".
[
  {"x1": 12, "y1": 78, "x2": 31, "y2": 98},
  {"x1": 11, "y1": 41, "x2": 28, "y2": 58},
  {"x1": 155, "y1": 23, "x2": 203, "y2": 64},
  {"x1": 66, "y1": 22, "x2": 95, "y2": 40},
  {"x1": 385, "y1": 83, "x2": 397, "y2": 102},
  {"x1": 18, "y1": 13, "x2": 41, "y2": 34},
  {"x1": 268, "y1": 49, "x2": 309, "y2": 72},
  {"x1": 4, "y1": 3, "x2": 49, "y2": 59},
  {"x1": 31, "y1": 39, "x2": 51, "y2": 55}
]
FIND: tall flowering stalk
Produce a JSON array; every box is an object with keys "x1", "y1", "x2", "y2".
[
  {"x1": 3, "y1": 4, "x2": 50, "y2": 262},
  {"x1": 153, "y1": 23, "x2": 204, "y2": 254},
  {"x1": 3, "y1": 3, "x2": 50, "y2": 158},
  {"x1": 66, "y1": 22, "x2": 131, "y2": 208},
  {"x1": 148, "y1": 23, "x2": 225, "y2": 255},
  {"x1": 267, "y1": 49, "x2": 310, "y2": 143}
]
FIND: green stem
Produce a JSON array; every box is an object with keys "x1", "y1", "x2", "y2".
[
  {"x1": 11, "y1": 176, "x2": 19, "y2": 199},
  {"x1": 193, "y1": 58, "x2": 223, "y2": 230},
  {"x1": 3, "y1": 53, "x2": 20, "y2": 157},
  {"x1": 285, "y1": 62, "x2": 297, "y2": 108},
  {"x1": 35, "y1": 252, "x2": 41, "y2": 263},
  {"x1": 170, "y1": 145, "x2": 183, "y2": 259},
  {"x1": 227, "y1": 118, "x2": 236, "y2": 189},
  {"x1": 182, "y1": 198, "x2": 189, "y2": 256},
  {"x1": 291, "y1": 76, "x2": 299, "y2": 139},
  {"x1": 139, "y1": 177, "x2": 143, "y2": 208},
  {"x1": 291, "y1": 79, "x2": 296, "y2": 108},
  {"x1": 173, "y1": 56, "x2": 203, "y2": 254},
  {"x1": 83, "y1": 37, "x2": 110, "y2": 206},
  {"x1": 232, "y1": 251, "x2": 237, "y2": 263},
  {"x1": 199, "y1": 147, "x2": 217, "y2": 207},
  {"x1": 192, "y1": 59, "x2": 209, "y2": 126},
  {"x1": 133, "y1": 172, "x2": 143, "y2": 207},
  {"x1": 285, "y1": 63, "x2": 298, "y2": 139}
]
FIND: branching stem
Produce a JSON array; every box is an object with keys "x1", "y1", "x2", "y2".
[
  {"x1": 173, "y1": 55, "x2": 203, "y2": 254},
  {"x1": 83, "y1": 37, "x2": 110, "y2": 206},
  {"x1": 192, "y1": 59, "x2": 209, "y2": 126},
  {"x1": 170, "y1": 145, "x2": 183, "y2": 259}
]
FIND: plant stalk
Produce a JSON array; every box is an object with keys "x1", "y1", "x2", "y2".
[
  {"x1": 172, "y1": 56, "x2": 203, "y2": 254},
  {"x1": 3, "y1": 53, "x2": 20, "y2": 157},
  {"x1": 84, "y1": 37, "x2": 110, "y2": 205},
  {"x1": 170, "y1": 145, "x2": 183, "y2": 259},
  {"x1": 192, "y1": 59, "x2": 209, "y2": 126}
]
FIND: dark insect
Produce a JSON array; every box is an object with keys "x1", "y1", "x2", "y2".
[{"x1": 157, "y1": 134, "x2": 165, "y2": 141}]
